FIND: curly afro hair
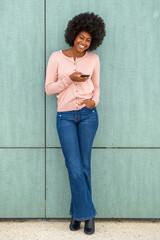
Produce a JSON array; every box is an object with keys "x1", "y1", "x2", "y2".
[{"x1": 64, "y1": 12, "x2": 106, "y2": 51}]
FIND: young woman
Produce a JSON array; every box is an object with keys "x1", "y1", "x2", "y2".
[{"x1": 45, "y1": 12, "x2": 106, "y2": 235}]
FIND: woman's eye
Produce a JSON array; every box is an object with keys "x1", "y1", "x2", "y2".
[{"x1": 79, "y1": 36, "x2": 91, "y2": 42}]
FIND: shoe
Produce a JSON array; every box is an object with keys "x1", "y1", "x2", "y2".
[
  {"x1": 69, "y1": 216, "x2": 81, "y2": 231},
  {"x1": 84, "y1": 217, "x2": 95, "y2": 235}
]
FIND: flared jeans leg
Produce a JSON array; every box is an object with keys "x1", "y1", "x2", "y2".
[{"x1": 56, "y1": 106, "x2": 98, "y2": 221}]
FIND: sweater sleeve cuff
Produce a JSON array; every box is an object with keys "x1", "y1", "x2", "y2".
[{"x1": 91, "y1": 97, "x2": 99, "y2": 107}]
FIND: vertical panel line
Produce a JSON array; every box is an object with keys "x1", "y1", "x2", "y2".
[{"x1": 44, "y1": 0, "x2": 46, "y2": 218}]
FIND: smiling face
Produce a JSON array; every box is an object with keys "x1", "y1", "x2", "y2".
[{"x1": 73, "y1": 31, "x2": 92, "y2": 52}]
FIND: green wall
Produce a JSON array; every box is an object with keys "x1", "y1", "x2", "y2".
[{"x1": 0, "y1": 0, "x2": 160, "y2": 218}]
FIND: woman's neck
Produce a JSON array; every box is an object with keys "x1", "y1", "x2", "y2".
[{"x1": 71, "y1": 46, "x2": 86, "y2": 58}]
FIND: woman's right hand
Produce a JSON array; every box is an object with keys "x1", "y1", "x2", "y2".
[{"x1": 69, "y1": 72, "x2": 89, "y2": 82}]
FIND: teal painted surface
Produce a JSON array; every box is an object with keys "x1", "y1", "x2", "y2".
[
  {"x1": 0, "y1": 0, "x2": 45, "y2": 147},
  {"x1": 46, "y1": 149, "x2": 71, "y2": 218},
  {"x1": 0, "y1": 149, "x2": 45, "y2": 218},
  {"x1": 46, "y1": 149, "x2": 160, "y2": 218},
  {"x1": 1, "y1": 0, "x2": 160, "y2": 219},
  {"x1": 46, "y1": 0, "x2": 160, "y2": 147}
]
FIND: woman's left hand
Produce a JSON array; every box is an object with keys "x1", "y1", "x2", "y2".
[{"x1": 79, "y1": 99, "x2": 95, "y2": 109}]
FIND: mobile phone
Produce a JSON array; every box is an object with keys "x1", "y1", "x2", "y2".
[{"x1": 80, "y1": 74, "x2": 90, "y2": 77}]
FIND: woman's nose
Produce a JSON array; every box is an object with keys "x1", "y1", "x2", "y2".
[{"x1": 81, "y1": 39, "x2": 87, "y2": 45}]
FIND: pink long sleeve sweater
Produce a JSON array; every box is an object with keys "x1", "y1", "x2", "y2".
[{"x1": 45, "y1": 50, "x2": 100, "y2": 112}]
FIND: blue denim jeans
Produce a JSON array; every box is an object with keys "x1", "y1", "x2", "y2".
[{"x1": 56, "y1": 106, "x2": 99, "y2": 221}]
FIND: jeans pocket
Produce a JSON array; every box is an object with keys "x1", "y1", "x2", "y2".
[
  {"x1": 86, "y1": 107, "x2": 97, "y2": 114},
  {"x1": 84, "y1": 106, "x2": 96, "y2": 110}
]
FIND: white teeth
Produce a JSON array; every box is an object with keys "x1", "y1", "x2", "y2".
[{"x1": 79, "y1": 44, "x2": 85, "y2": 48}]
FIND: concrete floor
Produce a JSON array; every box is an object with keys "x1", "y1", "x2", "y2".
[{"x1": 0, "y1": 219, "x2": 160, "y2": 240}]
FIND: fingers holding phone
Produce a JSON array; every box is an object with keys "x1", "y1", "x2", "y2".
[{"x1": 69, "y1": 72, "x2": 90, "y2": 82}]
